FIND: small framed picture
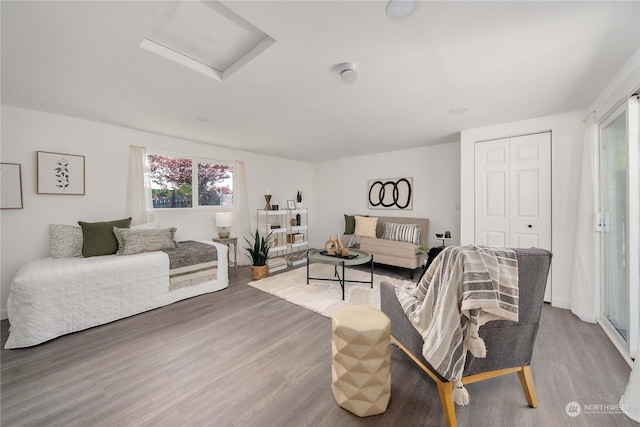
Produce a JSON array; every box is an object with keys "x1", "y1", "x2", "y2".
[
  {"x1": 287, "y1": 200, "x2": 296, "y2": 210},
  {"x1": 37, "y1": 151, "x2": 85, "y2": 195}
]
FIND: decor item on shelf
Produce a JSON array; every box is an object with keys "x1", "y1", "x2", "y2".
[
  {"x1": 287, "y1": 233, "x2": 304, "y2": 244},
  {"x1": 272, "y1": 202, "x2": 279, "y2": 210},
  {"x1": 215, "y1": 211, "x2": 232, "y2": 238},
  {"x1": 435, "y1": 233, "x2": 443, "y2": 238},
  {"x1": 287, "y1": 200, "x2": 296, "y2": 210},
  {"x1": 296, "y1": 190, "x2": 303, "y2": 208},
  {"x1": 244, "y1": 229, "x2": 272, "y2": 280},
  {"x1": 444, "y1": 230, "x2": 451, "y2": 239},
  {"x1": 264, "y1": 190, "x2": 272, "y2": 211},
  {"x1": 296, "y1": 213, "x2": 301, "y2": 225}
]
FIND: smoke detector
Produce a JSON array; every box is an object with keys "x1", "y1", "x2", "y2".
[{"x1": 338, "y1": 62, "x2": 358, "y2": 85}]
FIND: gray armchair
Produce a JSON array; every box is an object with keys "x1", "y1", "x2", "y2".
[{"x1": 380, "y1": 247, "x2": 552, "y2": 427}]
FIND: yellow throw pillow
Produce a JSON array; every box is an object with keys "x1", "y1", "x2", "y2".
[{"x1": 354, "y1": 216, "x2": 378, "y2": 238}]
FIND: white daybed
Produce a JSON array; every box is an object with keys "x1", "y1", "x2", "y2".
[{"x1": 5, "y1": 240, "x2": 228, "y2": 349}]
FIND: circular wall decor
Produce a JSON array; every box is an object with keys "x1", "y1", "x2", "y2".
[{"x1": 368, "y1": 177, "x2": 412, "y2": 209}]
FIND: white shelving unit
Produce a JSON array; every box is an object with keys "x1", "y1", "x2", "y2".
[
  {"x1": 257, "y1": 208, "x2": 309, "y2": 270},
  {"x1": 257, "y1": 209, "x2": 288, "y2": 273},
  {"x1": 286, "y1": 209, "x2": 308, "y2": 266}
]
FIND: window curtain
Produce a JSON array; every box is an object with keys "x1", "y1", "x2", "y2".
[
  {"x1": 233, "y1": 160, "x2": 250, "y2": 266},
  {"x1": 126, "y1": 146, "x2": 155, "y2": 225},
  {"x1": 569, "y1": 112, "x2": 600, "y2": 323}
]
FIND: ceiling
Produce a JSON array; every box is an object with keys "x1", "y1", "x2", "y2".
[{"x1": 2, "y1": 1, "x2": 639, "y2": 162}]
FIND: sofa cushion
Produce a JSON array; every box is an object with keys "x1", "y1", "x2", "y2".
[
  {"x1": 78, "y1": 217, "x2": 132, "y2": 257},
  {"x1": 360, "y1": 236, "x2": 417, "y2": 259},
  {"x1": 382, "y1": 222, "x2": 421, "y2": 245},
  {"x1": 49, "y1": 224, "x2": 83, "y2": 259},
  {"x1": 113, "y1": 227, "x2": 177, "y2": 256},
  {"x1": 344, "y1": 214, "x2": 368, "y2": 235},
  {"x1": 354, "y1": 216, "x2": 378, "y2": 237},
  {"x1": 344, "y1": 214, "x2": 356, "y2": 234}
]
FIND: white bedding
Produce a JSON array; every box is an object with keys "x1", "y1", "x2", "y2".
[{"x1": 5, "y1": 240, "x2": 228, "y2": 349}]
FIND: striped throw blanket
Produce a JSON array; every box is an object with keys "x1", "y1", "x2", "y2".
[
  {"x1": 395, "y1": 245, "x2": 518, "y2": 404},
  {"x1": 163, "y1": 241, "x2": 218, "y2": 291}
]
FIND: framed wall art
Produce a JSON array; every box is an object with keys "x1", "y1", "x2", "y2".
[
  {"x1": 37, "y1": 151, "x2": 85, "y2": 195},
  {"x1": 0, "y1": 163, "x2": 24, "y2": 209},
  {"x1": 368, "y1": 177, "x2": 413, "y2": 210}
]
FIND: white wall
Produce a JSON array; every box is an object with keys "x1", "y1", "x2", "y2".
[
  {"x1": 589, "y1": 48, "x2": 640, "y2": 121},
  {"x1": 460, "y1": 110, "x2": 585, "y2": 309},
  {"x1": 313, "y1": 142, "x2": 461, "y2": 250},
  {"x1": 0, "y1": 105, "x2": 313, "y2": 319}
]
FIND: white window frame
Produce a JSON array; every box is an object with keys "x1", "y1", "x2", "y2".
[{"x1": 147, "y1": 151, "x2": 233, "y2": 210}]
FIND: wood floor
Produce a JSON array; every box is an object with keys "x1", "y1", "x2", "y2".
[{"x1": 1, "y1": 265, "x2": 636, "y2": 427}]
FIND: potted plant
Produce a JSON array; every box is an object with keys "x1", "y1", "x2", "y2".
[
  {"x1": 416, "y1": 245, "x2": 430, "y2": 255},
  {"x1": 296, "y1": 190, "x2": 303, "y2": 208},
  {"x1": 245, "y1": 229, "x2": 272, "y2": 280}
]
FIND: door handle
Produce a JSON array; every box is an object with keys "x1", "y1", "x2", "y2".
[{"x1": 527, "y1": 224, "x2": 533, "y2": 228}]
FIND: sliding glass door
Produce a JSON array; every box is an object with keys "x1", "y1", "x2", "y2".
[{"x1": 600, "y1": 96, "x2": 639, "y2": 359}]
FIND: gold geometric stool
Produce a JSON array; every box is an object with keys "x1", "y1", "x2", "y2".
[{"x1": 331, "y1": 305, "x2": 391, "y2": 417}]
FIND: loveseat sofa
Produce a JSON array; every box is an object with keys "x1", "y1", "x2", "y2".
[{"x1": 343, "y1": 215, "x2": 429, "y2": 278}]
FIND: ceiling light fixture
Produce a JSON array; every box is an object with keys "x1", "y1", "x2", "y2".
[
  {"x1": 338, "y1": 62, "x2": 358, "y2": 85},
  {"x1": 386, "y1": 0, "x2": 418, "y2": 21}
]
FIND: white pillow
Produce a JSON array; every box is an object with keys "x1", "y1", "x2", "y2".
[
  {"x1": 354, "y1": 216, "x2": 378, "y2": 238},
  {"x1": 49, "y1": 224, "x2": 83, "y2": 259}
]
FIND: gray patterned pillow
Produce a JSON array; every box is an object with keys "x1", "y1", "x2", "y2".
[
  {"x1": 113, "y1": 227, "x2": 177, "y2": 256},
  {"x1": 50, "y1": 224, "x2": 83, "y2": 259}
]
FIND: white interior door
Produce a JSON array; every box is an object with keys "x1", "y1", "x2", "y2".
[
  {"x1": 474, "y1": 138, "x2": 510, "y2": 247},
  {"x1": 509, "y1": 133, "x2": 552, "y2": 250},
  {"x1": 475, "y1": 132, "x2": 552, "y2": 300}
]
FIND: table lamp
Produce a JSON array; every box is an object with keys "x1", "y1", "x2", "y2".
[{"x1": 215, "y1": 212, "x2": 232, "y2": 238}]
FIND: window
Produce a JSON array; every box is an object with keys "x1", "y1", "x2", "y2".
[{"x1": 148, "y1": 154, "x2": 232, "y2": 209}]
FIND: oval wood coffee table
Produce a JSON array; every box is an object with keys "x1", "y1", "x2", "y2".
[{"x1": 306, "y1": 249, "x2": 373, "y2": 300}]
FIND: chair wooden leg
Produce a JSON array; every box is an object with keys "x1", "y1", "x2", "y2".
[
  {"x1": 437, "y1": 381, "x2": 457, "y2": 427},
  {"x1": 517, "y1": 366, "x2": 538, "y2": 408}
]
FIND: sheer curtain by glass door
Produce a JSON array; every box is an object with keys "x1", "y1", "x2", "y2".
[{"x1": 599, "y1": 95, "x2": 639, "y2": 360}]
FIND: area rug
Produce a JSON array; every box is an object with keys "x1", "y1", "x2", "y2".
[{"x1": 247, "y1": 263, "x2": 414, "y2": 318}]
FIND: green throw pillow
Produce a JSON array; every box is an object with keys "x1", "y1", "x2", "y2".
[
  {"x1": 78, "y1": 217, "x2": 132, "y2": 257},
  {"x1": 344, "y1": 214, "x2": 356, "y2": 234},
  {"x1": 344, "y1": 214, "x2": 368, "y2": 235}
]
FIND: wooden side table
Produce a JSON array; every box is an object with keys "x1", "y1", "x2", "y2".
[{"x1": 213, "y1": 236, "x2": 237, "y2": 275}]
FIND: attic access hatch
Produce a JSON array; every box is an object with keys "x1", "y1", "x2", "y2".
[{"x1": 140, "y1": 1, "x2": 274, "y2": 81}]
